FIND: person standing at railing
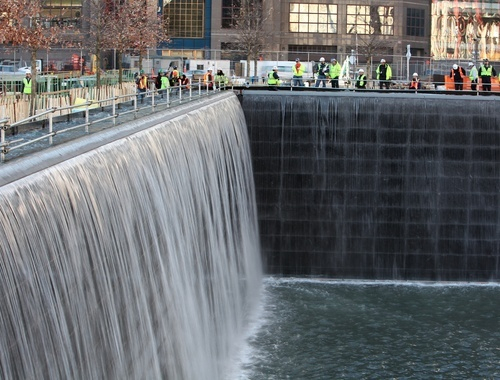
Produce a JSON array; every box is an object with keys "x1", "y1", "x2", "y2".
[
  {"x1": 160, "y1": 71, "x2": 170, "y2": 98},
  {"x1": 468, "y1": 62, "x2": 478, "y2": 91},
  {"x1": 268, "y1": 66, "x2": 281, "y2": 90},
  {"x1": 409, "y1": 72, "x2": 422, "y2": 91},
  {"x1": 180, "y1": 74, "x2": 190, "y2": 91},
  {"x1": 214, "y1": 70, "x2": 228, "y2": 88},
  {"x1": 136, "y1": 70, "x2": 148, "y2": 103},
  {"x1": 478, "y1": 58, "x2": 496, "y2": 92},
  {"x1": 376, "y1": 59, "x2": 392, "y2": 89},
  {"x1": 315, "y1": 57, "x2": 328, "y2": 88},
  {"x1": 292, "y1": 58, "x2": 305, "y2": 87},
  {"x1": 328, "y1": 58, "x2": 341, "y2": 88},
  {"x1": 450, "y1": 64, "x2": 466, "y2": 90},
  {"x1": 203, "y1": 69, "x2": 214, "y2": 90},
  {"x1": 355, "y1": 69, "x2": 366, "y2": 89},
  {"x1": 21, "y1": 71, "x2": 32, "y2": 98}
]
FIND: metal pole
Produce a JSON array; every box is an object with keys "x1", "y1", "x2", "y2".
[
  {"x1": 49, "y1": 98, "x2": 53, "y2": 145},
  {"x1": 112, "y1": 88, "x2": 116, "y2": 126}
]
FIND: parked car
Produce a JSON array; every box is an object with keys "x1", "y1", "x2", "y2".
[{"x1": 185, "y1": 70, "x2": 205, "y2": 82}]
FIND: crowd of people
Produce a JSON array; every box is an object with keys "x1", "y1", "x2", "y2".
[
  {"x1": 270, "y1": 57, "x2": 499, "y2": 92},
  {"x1": 134, "y1": 66, "x2": 230, "y2": 102}
]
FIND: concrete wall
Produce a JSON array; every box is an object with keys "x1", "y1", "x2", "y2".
[{"x1": 241, "y1": 91, "x2": 500, "y2": 281}]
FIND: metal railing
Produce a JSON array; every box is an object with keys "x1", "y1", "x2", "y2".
[{"x1": 0, "y1": 80, "x2": 227, "y2": 163}]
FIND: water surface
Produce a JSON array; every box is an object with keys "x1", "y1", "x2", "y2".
[{"x1": 237, "y1": 278, "x2": 500, "y2": 380}]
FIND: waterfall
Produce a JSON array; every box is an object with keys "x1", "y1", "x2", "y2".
[{"x1": 0, "y1": 94, "x2": 262, "y2": 379}]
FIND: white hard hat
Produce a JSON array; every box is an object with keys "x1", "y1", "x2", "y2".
[
  {"x1": 320, "y1": 57, "x2": 325, "y2": 62},
  {"x1": 413, "y1": 72, "x2": 418, "y2": 77},
  {"x1": 468, "y1": 62, "x2": 474, "y2": 66},
  {"x1": 272, "y1": 66, "x2": 278, "y2": 70},
  {"x1": 453, "y1": 64, "x2": 458, "y2": 70},
  {"x1": 380, "y1": 59, "x2": 386, "y2": 63},
  {"x1": 358, "y1": 69, "x2": 364, "y2": 73}
]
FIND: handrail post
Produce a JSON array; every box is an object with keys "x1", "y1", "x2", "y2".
[
  {"x1": 85, "y1": 95, "x2": 89, "y2": 133},
  {"x1": 151, "y1": 82, "x2": 155, "y2": 110},
  {"x1": 179, "y1": 84, "x2": 182, "y2": 102},
  {"x1": 166, "y1": 86, "x2": 170, "y2": 107},
  {"x1": 198, "y1": 79, "x2": 201, "y2": 97},
  {"x1": 133, "y1": 92, "x2": 138, "y2": 118},
  {"x1": 112, "y1": 87, "x2": 116, "y2": 126},
  {"x1": 48, "y1": 98, "x2": 53, "y2": 145},
  {"x1": 0, "y1": 123, "x2": 5, "y2": 163}
]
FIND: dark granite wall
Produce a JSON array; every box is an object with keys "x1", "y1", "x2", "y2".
[{"x1": 241, "y1": 91, "x2": 500, "y2": 281}]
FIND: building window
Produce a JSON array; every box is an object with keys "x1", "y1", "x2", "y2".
[
  {"x1": 164, "y1": 0, "x2": 204, "y2": 38},
  {"x1": 347, "y1": 5, "x2": 393, "y2": 35},
  {"x1": 41, "y1": 0, "x2": 82, "y2": 27},
  {"x1": 222, "y1": 0, "x2": 240, "y2": 29},
  {"x1": 407, "y1": 8, "x2": 425, "y2": 37},
  {"x1": 289, "y1": 3, "x2": 337, "y2": 34}
]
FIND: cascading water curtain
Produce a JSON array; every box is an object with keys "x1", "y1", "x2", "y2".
[{"x1": 0, "y1": 94, "x2": 262, "y2": 379}]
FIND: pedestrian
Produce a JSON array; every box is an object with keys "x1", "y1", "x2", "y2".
[
  {"x1": 376, "y1": 59, "x2": 392, "y2": 89},
  {"x1": 315, "y1": 57, "x2": 328, "y2": 87},
  {"x1": 160, "y1": 71, "x2": 170, "y2": 98},
  {"x1": 203, "y1": 69, "x2": 214, "y2": 90},
  {"x1": 136, "y1": 69, "x2": 148, "y2": 103},
  {"x1": 268, "y1": 66, "x2": 280, "y2": 90},
  {"x1": 169, "y1": 66, "x2": 180, "y2": 86},
  {"x1": 214, "y1": 69, "x2": 228, "y2": 88},
  {"x1": 355, "y1": 69, "x2": 366, "y2": 89},
  {"x1": 154, "y1": 69, "x2": 162, "y2": 93},
  {"x1": 292, "y1": 58, "x2": 305, "y2": 87},
  {"x1": 478, "y1": 58, "x2": 496, "y2": 92},
  {"x1": 21, "y1": 71, "x2": 32, "y2": 98},
  {"x1": 468, "y1": 62, "x2": 478, "y2": 91},
  {"x1": 329, "y1": 58, "x2": 341, "y2": 88},
  {"x1": 409, "y1": 72, "x2": 422, "y2": 90},
  {"x1": 450, "y1": 63, "x2": 466, "y2": 90},
  {"x1": 180, "y1": 74, "x2": 190, "y2": 90}
]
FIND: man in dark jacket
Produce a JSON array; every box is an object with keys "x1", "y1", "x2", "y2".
[{"x1": 450, "y1": 64, "x2": 466, "y2": 90}]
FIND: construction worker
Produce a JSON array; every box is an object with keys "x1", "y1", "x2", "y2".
[
  {"x1": 214, "y1": 69, "x2": 229, "y2": 88},
  {"x1": 376, "y1": 59, "x2": 392, "y2": 89},
  {"x1": 450, "y1": 64, "x2": 466, "y2": 90},
  {"x1": 355, "y1": 69, "x2": 366, "y2": 89},
  {"x1": 160, "y1": 71, "x2": 170, "y2": 98},
  {"x1": 268, "y1": 66, "x2": 280, "y2": 90},
  {"x1": 478, "y1": 58, "x2": 496, "y2": 92},
  {"x1": 409, "y1": 72, "x2": 421, "y2": 90},
  {"x1": 136, "y1": 69, "x2": 148, "y2": 103},
  {"x1": 203, "y1": 69, "x2": 214, "y2": 90},
  {"x1": 468, "y1": 62, "x2": 478, "y2": 91},
  {"x1": 315, "y1": 57, "x2": 328, "y2": 87},
  {"x1": 328, "y1": 58, "x2": 342, "y2": 88},
  {"x1": 22, "y1": 71, "x2": 32, "y2": 97},
  {"x1": 292, "y1": 58, "x2": 305, "y2": 86}
]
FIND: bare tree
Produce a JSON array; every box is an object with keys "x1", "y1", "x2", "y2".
[
  {"x1": 0, "y1": 0, "x2": 67, "y2": 113},
  {"x1": 85, "y1": 0, "x2": 108, "y2": 87},
  {"x1": 233, "y1": 0, "x2": 270, "y2": 78},
  {"x1": 127, "y1": 0, "x2": 170, "y2": 76}
]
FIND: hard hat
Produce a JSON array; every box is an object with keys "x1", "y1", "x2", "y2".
[
  {"x1": 273, "y1": 66, "x2": 278, "y2": 70},
  {"x1": 483, "y1": 58, "x2": 489, "y2": 62},
  {"x1": 380, "y1": 59, "x2": 386, "y2": 63},
  {"x1": 331, "y1": 58, "x2": 337, "y2": 62},
  {"x1": 453, "y1": 64, "x2": 458, "y2": 70},
  {"x1": 468, "y1": 62, "x2": 474, "y2": 66},
  {"x1": 358, "y1": 69, "x2": 364, "y2": 73},
  {"x1": 295, "y1": 58, "x2": 300, "y2": 62},
  {"x1": 139, "y1": 69, "x2": 144, "y2": 74},
  {"x1": 320, "y1": 57, "x2": 325, "y2": 62},
  {"x1": 413, "y1": 72, "x2": 418, "y2": 77},
  {"x1": 173, "y1": 66, "x2": 178, "y2": 69}
]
